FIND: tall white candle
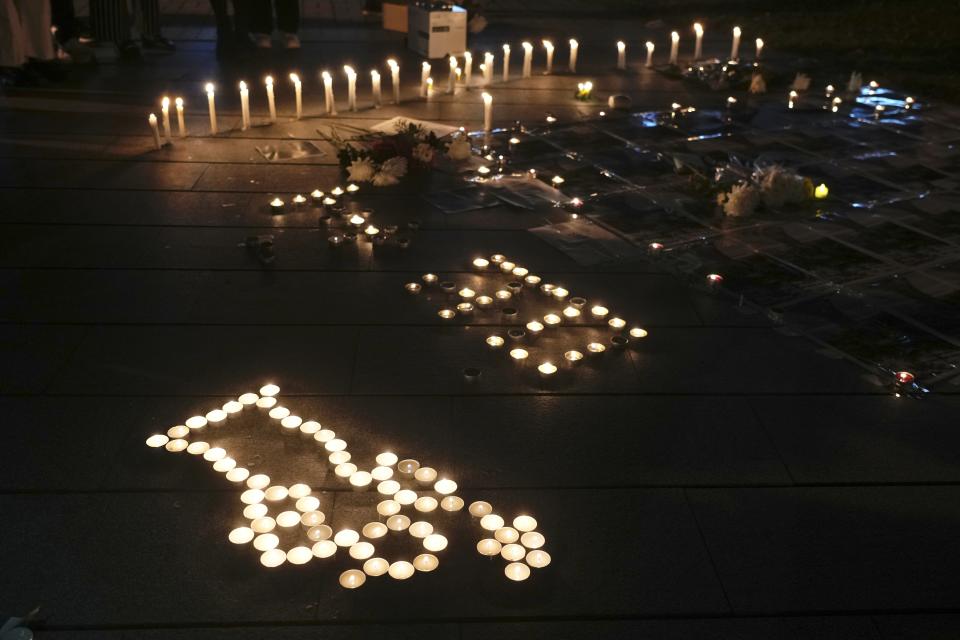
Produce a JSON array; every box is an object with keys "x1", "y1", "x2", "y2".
[
  {"x1": 501, "y1": 45, "x2": 510, "y2": 82},
  {"x1": 148, "y1": 113, "x2": 161, "y2": 149},
  {"x1": 755, "y1": 37, "x2": 764, "y2": 60},
  {"x1": 290, "y1": 73, "x2": 302, "y2": 119},
  {"x1": 265, "y1": 76, "x2": 276, "y2": 122},
  {"x1": 669, "y1": 31, "x2": 679, "y2": 65},
  {"x1": 568, "y1": 38, "x2": 578, "y2": 73},
  {"x1": 522, "y1": 41, "x2": 533, "y2": 77},
  {"x1": 645, "y1": 41, "x2": 655, "y2": 68},
  {"x1": 371, "y1": 69, "x2": 381, "y2": 107},
  {"x1": 464, "y1": 51, "x2": 473, "y2": 86},
  {"x1": 175, "y1": 97, "x2": 186, "y2": 137},
  {"x1": 160, "y1": 96, "x2": 172, "y2": 142},
  {"x1": 420, "y1": 61, "x2": 430, "y2": 97},
  {"x1": 616, "y1": 40, "x2": 626, "y2": 70},
  {"x1": 322, "y1": 71, "x2": 335, "y2": 115},
  {"x1": 694, "y1": 22, "x2": 703, "y2": 59},
  {"x1": 238, "y1": 83, "x2": 250, "y2": 130},
  {"x1": 482, "y1": 91, "x2": 492, "y2": 132},
  {"x1": 426, "y1": 76, "x2": 433, "y2": 100},
  {"x1": 205, "y1": 83, "x2": 217, "y2": 134},
  {"x1": 387, "y1": 59, "x2": 400, "y2": 104},
  {"x1": 730, "y1": 26, "x2": 741, "y2": 60},
  {"x1": 484, "y1": 52, "x2": 494, "y2": 85},
  {"x1": 542, "y1": 40, "x2": 554, "y2": 74},
  {"x1": 344, "y1": 65, "x2": 357, "y2": 111},
  {"x1": 448, "y1": 55, "x2": 457, "y2": 93}
]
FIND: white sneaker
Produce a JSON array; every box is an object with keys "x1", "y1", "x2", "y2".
[
  {"x1": 251, "y1": 32, "x2": 272, "y2": 48},
  {"x1": 282, "y1": 33, "x2": 300, "y2": 49}
]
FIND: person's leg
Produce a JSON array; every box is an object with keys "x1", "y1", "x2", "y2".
[
  {"x1": 210, "y1": 0, "x2": 232, "y2": 58},
  {"x1": 275, "y1": 0, "x2": 299, "y2": 48},
  {"x1": 50, "y1": 0, "x2": 77, "y2": 43},
  {"x1": 89, "y1": 0, "x2": 129, "y2": 44},
  {"x1": 17, "y1": 0, "x2": 55, "y2": 61},
  {"x1": 0, "y1": 0, "x2": 27, "y2": 69},
  {"x1": 245, "y1": 0, "x2": 273, "y2": 48},
  {"x1": 138, "y1": 0, "x2": 174, "y2": 50}
]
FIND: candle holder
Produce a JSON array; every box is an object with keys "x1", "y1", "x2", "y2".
[
  {"x1": 610, "y1": 335, "x2": 629, "y2": 349},
  {"x1": 486, "y1": 335, "x2": 505, "y2": 348},
  {"x1": 405, "y1": 282, "x2": 422, "y2": 294},
  {"x1": 507, "y1": 328, "x2": 526, "y2": 341},
  {"x1": 586, "y1": 342, "x2": 606, "y2": 357},
  {"x1": 422, "y1": 273, "x2": 439, "y2": 286},
  {"x1": 564, "y1": 350, "x2": 584, "y2": 367},
  {"x1": 456, "y1": 302, "x2": 474, "y2": 316},
  {"x1": 507, "y1": 281, "x2": 523, "y2": 295},
  {"x1": 269, "y1": 198, "x2": 285, "y2": 214},
  {"x1": 476, "y1": 295, "x2": 494, "y2": 309},
  {"x1": 440, "y1": 281, "x2": 457, "y2": 296},
  {"x1": 501, "y1": 307, "x2": 518, "y2": 320},
  {"x1": 509, "y1": 348, "x2": 529, "y2": 365}
]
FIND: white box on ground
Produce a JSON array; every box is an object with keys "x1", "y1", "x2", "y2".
[{"x1": 407, "y1": 4, "x2": 467, "y2": 59}]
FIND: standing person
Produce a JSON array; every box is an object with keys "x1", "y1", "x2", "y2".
[
  {"x1": 246, "y1": 0, "x2": 300, "y2": 49},
  {"x1": 209, "y1": 0, "x2": 253, "y2": 60},
  {"x1": 89, "y1": 0, "x2": 174, "y2": 60},
  {"x1": 0, "y1": 0, "x2": 57, "y2": 85}
]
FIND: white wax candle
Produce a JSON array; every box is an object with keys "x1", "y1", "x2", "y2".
[
  {"x1": 420, "y1": 61, "x2": 430, "y2": 97},
  {"x1": 175, "y1": 97, "x2": 186, "y2": 137},
  {"x1": 484, "y1": 52, "x2": 494, "y2": 85},
  {"x1": 694, "y1": 23, "x2": 704, "y2": 59},
  {"x1": 569, "y1": 39, "x2": 578, "y2": 73},
  {"x1": 322, "y1": 71, "x2": 335, "y2": 115},
  {"x1": 426, "y1": 76, "x2": 433, "y2": 99},
  {"x1": 501, "y1": 45, "x2": 509, "y2": 82},
  {"x1": 448, "y1": 55, "x2": 457, "y2": 93},
  {"x1": 160, "y1": 96, "x2": 172, "y2": 142},
  {"x1": 522, "y1": 41, "x2": 532, "y2": 77},
  {"x1": 482, "y1": 91, "x2": 492, "y2": 131},
  {"x1": 616, "y1": 40, "x2": 626, "y2": 70},
  {"x1": 290, "y1": 73, "x2": 302, "y2": 119},
  {"x1": 344, "y1": 65, "x2": 357, "y2": 111},
  {"x1": 238, "y1": 82, "x2": 250, "y2": 130},
  {"x1": 669, "y1": 31, "x2": 679, "y2": 65},
  {"x1": 388, "y1": 59, "x2": 400, "y2": 104},
  {"x1": 755, "y1": 38, "x2": 764, "y2": 60},
  {"x1": 204, "y1": 83, "x2": 217, "y2": 134},
  {"x1": 464, "y1": 51, "x2": 473, "y2": 86},
  {"x1": 371, "y1": 69, "x2": 381, "y2": 107},
  {"x1": 730, "y1": 26, "x2": 741, "y2": 60},
  {"x1": 542, "y1": 40, "x2": 554, "y2": 74},
  {"x1": 265, "y1": 76, "x2": 276, "y2": 122},
  {"x1": 645, "y1": 41, "x2": 655, "y2": 68},
  {"x1": 148, "y1": 113, "x2": 161, "y2": 149}
]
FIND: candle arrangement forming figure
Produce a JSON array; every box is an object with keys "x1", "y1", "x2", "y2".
[
  {"x1": 145, "y1": 384, "x2": 550, "y2": 588},
  {"x1": 405, "y1": 253, "x2": 649, "y2": 375}
]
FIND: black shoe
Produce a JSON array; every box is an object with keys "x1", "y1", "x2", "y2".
[
  {"x1": 118, "y1": 40, "x2": 142, "y2": 60},
  {"x1": 26, "y1": 59, "x2": 68, "y2": 82},
  {"x1": 142, "y1": 36, "x2": 176, "y2": 52}
]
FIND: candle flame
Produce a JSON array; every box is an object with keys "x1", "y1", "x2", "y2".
[
  {"x1": 694, "y1": 22, "x2": 703, "y2": 36},
  {"x1": 501, "y1": 44, "x2": 509, "y2": 53},
  {"x1": 149, "y1": 113, "x2": 157, "y2": 122},
  {"x1": 617, "y1": 41, "x2": 625, "y2": 52},
  {"x1": 542, "y1": 39, "x2": 554, "y2": 50},
  {"x1": 733, "y1": 26, "x2": 741, "y2": 36},
  {"x1": 161, "y1": 96, "x2": 170, "y2": 107},
  {"x1": 344, "y1": 65, "x2": 356, "y2": 77},
  {"x1": 671, "y1": 31, "x2": 679, "y2": 42},
  {"x1": 646, "y1": 41, "x2": 655, "y2": 52},
  {"x1": 289, "y1": 73, "x2": 300, "y2": 83},
  {"x1": 204, "y1": 82, "x2": 214, "y2": 93},
  {"x1": 570, "y1": 38, "x2": 578, "y2": 47},
  {"x1": 370, "y1": 69, "x2": 380, "y2": 79},
  {"x1": 175, "y1": 97, "x2": 183, "y2": 107},
  {"x1": 239, "y1": 81, "x2": 247, "y2": 91},
  {"x1": 522, "y1": 41, "x2": 532, "y2": 51},
  {"x1": 482, "y1": 92, "x2": 492, "y2": 104},
  {"x1": 321, "y1": 70, "x2": 332, "y2": 81},
  {"x1": 265, "y1": 75, "x2": 273, "y2": 86},
  {"x1": 422, "y1": 61, "x2": 430, "y2": 70},
  {"x1": 814, "y1": 183, "x2": 829, "y2": 199},
  {"x1": 387, "y1": 58, "x2": 398, "y2": 70}
]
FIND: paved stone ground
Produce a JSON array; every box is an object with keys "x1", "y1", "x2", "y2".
[{"x1": 2, "y1": 6, "x2": 960, "y2": 640}]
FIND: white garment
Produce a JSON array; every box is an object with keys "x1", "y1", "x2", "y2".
[{"x1": 0, "y1": 0, "x2": 54, "y2": 68}]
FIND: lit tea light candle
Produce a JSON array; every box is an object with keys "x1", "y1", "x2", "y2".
[
  {"x1": 415, "y1": 467, "x2": 438, "y2": 483},
  {"x1": 264, "y1": 485, "x2": 289, "y2": 501},
  {"x1": 244, "y1": 503, "x2": 267, "y2": 519},
  {"x1": 459, "y1": 287, "x2": 476, "y2": 300},
  {"x1": 167, "y1": 425, "x2": 189, "y2": 438},
  {"x1": 486, "y1": 335, "x2": 505, "y2": 349},
  {"x1": 253, "y1": 533, "x2": 279, "y2": 551},
  {"x1": 265, "y1": 76, "x2": 277, "y2": 122},
  {"x1": 334, "y1": 529, "x2": 360, "y2": 547},
  {"x1": 629, "y1": 327, "x2": 648, "y2": 339},
  {"x1": 204, "y1": 83, "x2": 217, "y2": 134},
  {"x1": 591, "y1": 305, "x2": 609, "y2": 318},
  {"x1": 477, "y1": 538, "x2": 502, "y2": 556},
  {"x1": 420, "y1": 61, "x2": 431, "y2": 97},
  {"x1": 482, "y1": 91, "x2": 493, "y2": 132},
  {"x1": 276, "y1": 510, "x2": 301, "y2": 528},
  {"x1": 349, "y1": 471, "x2": 372, "y2": 488},
  {"x1": 476, "y1": 295, "x2": 493, "y2": 308},
  {"x1": 480, "y1": 514, "x2": 505, "y2": 531},
  {"x1": 706, "y1": 273, "x2": 724, "y2": 286},
  {"x1": 364, "y1": 557, "x2": 389, "y2": 576},
  {"x1": 495, "y1": 290, "x2": 512, "y2": 302},
  {"x1": 312, "y1": 540, "x2": 337, "y2": 558},
  {"x1": 438, "y1": 308, "x2": 456, "y2": 320},
  {"x1": 414, "y1": 553, "x2": 439, "y2": 572},
  {"x1": 645, "y1": 41, "x2": 655, "y2": 68},
  {"x1": 472, "y1": 257, "x2": 490, "y2": 270},
  {"x1": 422, "y1": 273, "x2": 439, "y2": 285},
  {"x1": 693, "y1": 22, "x2": 704, "y2": 59},
  {"x1": 376, "y1": 451, "x2": 399, "y2": 466},
  {"x1": 386, "y1": 514, "x2": 411, "y2": 531},
  {"x1": 504, "y1": 562, "x2": 531, "y2": 581},
  {"x1": 213, "y1": 457, "x2": 236, "y2": 472},
  {"x1": 526, "y1": 549, "x2": 551, "y2": 568},
  {"x1": 339, "y1": 569, "x2": 366, "y2": 588},
  {"x1": 526, "y1": 321, "x2": 545, "y2": 336},
  {"x1": 415, "y1": 496, "x2": 439, "y2": 512},
  {"x1": 608, "y1": 317, "x2": 626, "y2": 330},
  {"x1": 564, "y1": 350, "x2": 584, "y2": 364},
  {"x1": 364, "y1": 224, "x2": 380, "y2": 239},
  {"x1": 434, "y1": 478, "x2": 457, "y2": 494},
  {"x1": 148, "y1": 113, "x2": 161, "y2": 149},
  {"x1": 522, "y1": 41, "x2": 533, "y2": 77},
  {"x1": 202, "y1": 447, "x2": 226, "y2": 462},
  {"x1": 349, "y1": 541, "x2": 375, "y2": 560},
  {"x1": 268, "y1": 406, "x2": 290, "y2": 420},
  {"x1": 371, "y1": 466, "x2": 393, "y2": 482},
  {"x1": 388, "y1": 561, "x2": 415, "y2": 580},
  {"x1": 730, "y1": 26, "x2": 741, "y2": 60},
  {"x1": 755, "y1": 37, "x2": 764, "y2": 60},
  {"x1": 521, "y1": 531, "x2": 545, "y2": 548},
  {"x1": 815, "y1": 183, "x2": 829, "y2": 199},
  {"x1": 587, "y1": 342, "x2": 606, "y2": 355},
  {"x1": 387, "y1": 58, "x2": 400, "y2": 104},
  {"x1": 322, "y1": 70, "x2": 335, "y2": 115},
  {"x1": 229, "y1": 527, "x2": 254, "y2": 544},
  {"x1": 512, "y1": 266, "x2": 529, "y2": 277},
  {"x1": 344, "y1": 65, "x2": 357, "y2": 111},
  {"x1": 289, "y1": 483, "x2": 312, "y2": 499},
  {"x1": 542, "y1": 313, "x2": 561, "y2": 327},
  {"x1": 260, "y1": 548, "x2": 286, "y2": 567},
  {"x1": 441, "y1": 496, "x2": 464, "y2": 511},
  {"x1": 160, "y1": 96, "x2": 172, "y2": 143},
  {"x1": 238, "y1": 82, "x2": 250, "y2": 130},
  {"x1": 562, "y1": 306, "x2": 581, "y2": 319},
  {"x1": 524, "y1": 274, "x2": 542, "y2": 286},
  {"x1": 569, "y1": 38, "x2": 578, "y2": 72},
  {"x1": 329, "y1": 451, "x2": 351, "y2": 465},
  {"x1": 269, "y1": 197, "x2": 284, "y2": 214},
  {"x1": 241, "y1": 489, "x2": 265, "y2": 504},
  {"x1": 538, "y1": 362, "x2": 557, "y2": 377},
  {"x1": 501, "y1": 543, "x2": 526, "y2": 561},
  {"x1": 469, "y1": 501, "x2": 493, "y2": 517},
  {"x1": 514, "y1": 515, "x2": 538, "y2": 531},
  {"x1": 146, "y1": 434, "x2": 169, "y2": 448},
  {"x1": 377, "y1": 499, "x2": 401, "y2": 516},
  {"x1": 408, "y1": 521, "x2": 434, "y2": 538},
  {"x1": 335, "y1": 463, "x2": 357, "y2": 478},
  {"x1": 456, "y1": 302, "x2": 474, "y2": 314},
  {"x1": 616, "y1": 40, "x2": 626, "y2": 70},
  {"x1": 552, "y1": 287, "x2": 569, "y2": 300},
  {"x1": 246, "y1": 475, "x2": 270, "y2": 491},
  {"x1": 423, "y1": 533, "x2": 448, "y2": 552},
  {"x1": 363, "y1": 521, "x2": 388, "y2": 538},
  {"x1": 222, "y1": 400, "x2": 242, "y2": 414},
  {"x1": 788, "y1": 90, "x2": 797, "y2": 109},
  {"x1": 510, "y1": 348, "x2": 529, "y2": 363},
  {"x1": 495, "y1": 526, "x2": 520, "y2": 543},
  {"x1": 669, "y1": 31, "x2": 680, "y2": 65}
]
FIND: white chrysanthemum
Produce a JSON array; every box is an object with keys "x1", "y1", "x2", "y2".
[
  {"x1": 372, "y1": 172, "x2": 400, "y2": 187},
  {"x1": 380, "y1": 156, "x2": 408, "y2": 178},
  {"x1": 719, "y1": 182, "x2": 761, "y2": 217},
  {"x1": 757, "y1": 165, "x2": 807, "y2": 208},
  {"x1": 347, "y1": 157, "x2": 376, "y2": 182},
  {"x1": 446, "y1": 136, "x2": 472, "y2": 161},
  {"x1": 412, "y1": 143, "x2": 435, "y2": 164}
]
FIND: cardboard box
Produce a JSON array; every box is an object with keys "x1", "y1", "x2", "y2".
[
  {"x1": 382, "y1": 2, "x2": 408, "y2": 33},
  {"x1": 407, "y1": 4, "x2": 467, "y2": 59}
]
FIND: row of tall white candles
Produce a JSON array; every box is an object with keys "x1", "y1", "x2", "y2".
[{"x1": 146, "y1": 26, "x2": 764, "y2": 146}]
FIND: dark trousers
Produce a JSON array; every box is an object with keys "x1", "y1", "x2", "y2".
[
  {"x1": 247, "y1": 0, "x2": 299, "y2": 34},
  {"x1": 90, "y1": 0, "x2": 161, "y2": 43},
  {"x1": 51, "y1": 0, "x2": 78, "y2": 43}
]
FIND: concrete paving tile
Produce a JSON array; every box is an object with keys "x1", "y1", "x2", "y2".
[
  {"x1": 0, "y1": 158, "x2": 209, "y2": 190},
  {"x1": 687, "y1": 486, "x2": 960, "y2": 612},
  {"x1": 0, "y1": 325, "x2": 87, "y2": 393},
  {"x1": 873, "y1": 614, "x2": 960, "y2": 639}
]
